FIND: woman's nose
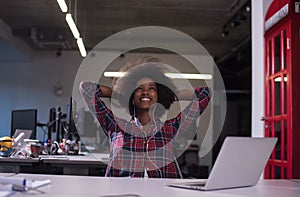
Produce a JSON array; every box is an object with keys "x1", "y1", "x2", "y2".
[{"x1": 141, "y1": 88, "x2": 149, "y2": 94}]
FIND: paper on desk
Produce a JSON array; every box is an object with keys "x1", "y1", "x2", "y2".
[
  {"x1": 12, "y1": 179, "x2": 51, "y2": 191},
  {"x1": 27, "y1": 179, "x2": 51, "y2": 189},
  {"x1": 0, "y1": 177, "x2": 25, "y2": 187},
  {"x1": 0, "y1": 177, "x2": 50, "y2": 192}
]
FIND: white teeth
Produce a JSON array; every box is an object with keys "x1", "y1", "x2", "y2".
[{"x1": 141, "y1": 98, "x2": 150, "y2": 101}]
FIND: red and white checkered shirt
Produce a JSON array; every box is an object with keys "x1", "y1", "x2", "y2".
[{"x1": 80, "y1": 81, "x2": 211, "y2": 178}]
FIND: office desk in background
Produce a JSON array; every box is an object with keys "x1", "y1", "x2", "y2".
[
  {"x1": 0, "y1": 157, "x2": 39, "y2": 174},
  {"x1": 0, "y1": 153, "x2": 108, "y2": 176},
  {"x1": 3, "y1": 173, "x2": 300, "y2": 197},
  {"x1": 40, "y1": 153, "x2": 108, "y2": 175}
]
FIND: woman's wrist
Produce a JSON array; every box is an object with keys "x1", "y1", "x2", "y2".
[{"x1": 176, "y1": 89, "x2": 195, "y2": 100}]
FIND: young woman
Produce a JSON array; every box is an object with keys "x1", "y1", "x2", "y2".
[{"x1": 80, "y1": 61, "x2": 211, "y2": 178}]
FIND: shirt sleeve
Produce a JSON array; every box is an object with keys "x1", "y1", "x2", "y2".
[
  {"x1": 79, "y1": 81, "x2": 97, "y2": 115},
  {"x1": 79, "y1": 81, "x2": 117, "y2": 137}
]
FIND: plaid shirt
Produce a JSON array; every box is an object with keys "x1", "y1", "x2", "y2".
[{"x1": 80, "y1": 81, "x2": 211, "y2": 178}]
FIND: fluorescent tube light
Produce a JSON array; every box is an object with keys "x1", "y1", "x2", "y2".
[
  {"x1": 104, "y1": 72, "x2": 212, "y2": 80},
  {"x1": 77, "y1": 38, "x2": 87, "y2": 57},
  {"x1": 66, "y1": 13, "x2": 80, "y2": 39},
  {"x1": 57, "y1": 0, "x2": 68, "y2": 13},
  {"x1": 104, "y1": 72, "x2": 126, "y2": 77},
  {"x1": 165, "y1": 73, "x2": 212, "y2": 80}
]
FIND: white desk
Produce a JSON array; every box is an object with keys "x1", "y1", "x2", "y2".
[{"x1": 3, "y1": 174, "x2": 299, "y2": 197}]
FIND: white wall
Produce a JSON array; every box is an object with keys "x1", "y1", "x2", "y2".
[
  {"x1": 251, "y1": 0, "x2": 273, "y2": 137},
  {"x1": 0, "y1": 50, "x2": 82, "y2": 141}
]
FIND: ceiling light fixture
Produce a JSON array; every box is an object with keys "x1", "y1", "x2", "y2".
[
  {"x1": 165, "y1": 73, "x2": 212, "y2": 80},
  {"x1": 245, "y1": 5, "x2": 251, "y2": 12},
  {"x1": 221, "y1": 2, "x2": 250, "y2": 38},
  {"x1": 57, "y1": 0, "x2": 68, "y2": 13},
  {"x1": 65, "y1": 13, "x2": 80, "y2": 39},
  {"x1": 104, "y1": 72, "x2": 126, "y2": 77},
  {"x1": 103, "y1": 72, "x2": 212, "y2": 80},
  {"x1": 238, "y1": 14, "x2": 247, "y2": 21},
  {"x1": 56, "y1": 1, "x2": 87, "y2": 57},
  {"x1": 77, "y1": 37, "x2": 87, "y2": 57},
  {"x1": 222, "y1": 29, "x2": 229, "y2": 37},
  {"x1": 231, "y1": 20, "x2": 240, "y2": 27}
]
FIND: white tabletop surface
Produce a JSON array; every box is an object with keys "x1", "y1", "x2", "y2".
[
  {"x1": 0, "y1": 174, "x2": 298, "y2": 197},
  {"x1": 0, "y1": 173, "x2": 15, "y2": 177}
]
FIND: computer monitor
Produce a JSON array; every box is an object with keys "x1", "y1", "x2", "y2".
[
  {"x1": 67, "y1": 97, "x2": 78, "y2": 139},
  {"x1": 48, "y1": 107, "x2": 57, "y2": 141},
  {"x1": 11, "y1": 109, "x2": 37, "y2": 139}
]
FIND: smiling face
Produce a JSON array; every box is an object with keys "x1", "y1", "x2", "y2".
[{"x1": 133, "y1": 78, "x2": 158, "y2": 111}]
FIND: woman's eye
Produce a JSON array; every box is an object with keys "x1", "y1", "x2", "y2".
[{"x1": 149, "y1": 87, "x2": 156, "y2": 91}]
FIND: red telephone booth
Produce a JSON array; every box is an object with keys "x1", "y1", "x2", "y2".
[{"x1": 264, "y1": 0, "x2": 300, "y2": 179}]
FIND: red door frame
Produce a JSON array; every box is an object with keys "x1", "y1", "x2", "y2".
[
  {"x1": 264, "y1": 0, "x2": 300, "y2": 179},
  {"x1": 264, "y1": 22, "x2": 291, "y2": 179}
]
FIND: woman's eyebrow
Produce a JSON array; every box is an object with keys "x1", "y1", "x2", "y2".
[{"x1": 136, "y1": 82, "x2": 156, "y2": 87}]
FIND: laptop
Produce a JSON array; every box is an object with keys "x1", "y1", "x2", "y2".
[{"x1": 168, "y1": 137, "x2": 277, "y2": 191}]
